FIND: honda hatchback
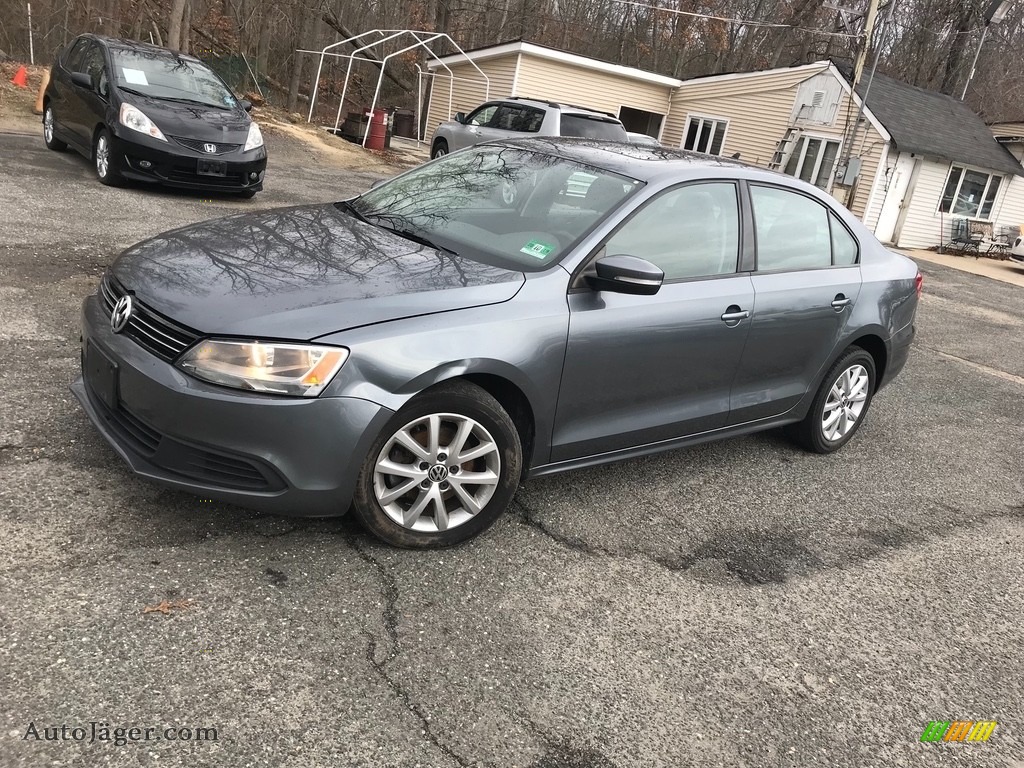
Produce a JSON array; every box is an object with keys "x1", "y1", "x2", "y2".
[{"x1": 43, "y1": 34, "x2": 267, "y2": 197}]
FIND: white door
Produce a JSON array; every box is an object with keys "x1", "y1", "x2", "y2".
[{"x1": 874, "y1": 153, "x2": 917, "y2": 244}]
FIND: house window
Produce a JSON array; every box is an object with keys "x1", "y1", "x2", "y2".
[
  {"x1": 783, "y1": 136, "x2": 841, "y2": 189},
  {"x1": 939, "y1": 165, "x2": 1001, "y2": 218},
  {"x1": 682, "y1": 115, "x2": 728, "y2": 155}
]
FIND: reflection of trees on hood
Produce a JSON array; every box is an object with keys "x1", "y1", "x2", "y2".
[{"x1": 115, "y1": 204, "x2": 513, "y2": 298}]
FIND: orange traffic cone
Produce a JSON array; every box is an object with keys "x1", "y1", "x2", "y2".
[{"x1": 11, "y1": 65, "x2": 28, "y2": 88}]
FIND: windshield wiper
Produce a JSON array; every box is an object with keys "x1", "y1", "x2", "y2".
[
  {"x1": 154, "y1": 96, "x2": 230, "y2": 110},
  {"x1": 385, "y1": 226, "x2": 459, "y2": 257},
  {"x1": 336, "y1": 199, "x2": 373, "y2": 225},
  {"x1": 117, "y1": 85, "x2": 151, "y2": 98}
]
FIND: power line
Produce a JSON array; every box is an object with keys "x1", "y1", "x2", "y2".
[{"x1": 606, "y1": 0, "x2": 866, "y2": 39}]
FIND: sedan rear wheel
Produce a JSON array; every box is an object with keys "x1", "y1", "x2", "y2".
[
  {"x1": 94, "y1": 129, "x2": 123, "y2": 186},
  {"x1": 787, "y1": 347, "x2": 876, "y2": 454},
  {"x1": 352, "y1": 381, "x2": 521, "y2": 548},
  {"x1": 43, "y1": 106, "x2": 67, "y2": 151}
]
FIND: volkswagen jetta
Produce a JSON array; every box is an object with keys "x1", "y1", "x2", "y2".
[{"x1": 72, "y1": 139, "x2": 920, "y2": 547}]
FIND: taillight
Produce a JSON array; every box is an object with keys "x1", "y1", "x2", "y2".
[{"x1": 915, "y1": 272, "x2": 923, "y2": 299}]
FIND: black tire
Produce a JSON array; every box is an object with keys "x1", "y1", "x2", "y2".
[
  {"x1": 93, "y1": 128, "x2": 123, "y2": 186},
  {"x1": 787, "y1": 347, "x2": 876, "y2": 454},
  {"x1": 43, "y1": 104, "x2": 67, "y2": 151},
  {"x1": 430, "y1": 139, "x2": 449, "y2": 159},
  {"x1": 352, "y1": 381, "x2": 522, "y2": 548}
]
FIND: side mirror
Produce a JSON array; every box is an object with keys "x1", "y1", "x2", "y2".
[
  {"x1": 239, "y1": 99, "x2": 253, "y2": 112},
  {"x1": 453, "y1": 112, "x2": 465, "y2": 124},
  {"x1": 585, "y1": 255, "x2": 664, "y2": 295},
  {"x1": 71, "y1": 72, "x2": 92, "y2": 89}
]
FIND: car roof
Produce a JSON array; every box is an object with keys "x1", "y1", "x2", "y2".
[
  {"x1": 77, "y1": 33, "x2": 204, "y2": 64},
  {"x1": 481, "y1": 137, "x2": 817, "y2": 188}
]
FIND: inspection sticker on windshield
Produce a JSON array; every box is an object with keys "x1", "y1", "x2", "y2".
[
  {"x1": 121, "y1": 68, "x2": 149, "y2": 86},
  {"x1": 520, "y1": 240, "x2": 554, "y2": 259}
]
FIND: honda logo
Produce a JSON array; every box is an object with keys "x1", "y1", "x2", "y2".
[{"x1": 203, "y1": 143, "x2": 217, "y2": 153}]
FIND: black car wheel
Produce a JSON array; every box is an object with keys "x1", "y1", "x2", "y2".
[
  {"x1": 431, "y1": 139, "x2": 448, "y2": 159},
  {"x1": 93, "y1": 129, "x2": 123, "y2": 186},
  {"x1": 788, "y1": 347, "x2": 876, "y2": 454},
  {"x1": 352, "y1": 381, "x2": 522, "y2": 548},
  {"x1": 43, "y1": 105, "x2": 67, "y2": 151}
]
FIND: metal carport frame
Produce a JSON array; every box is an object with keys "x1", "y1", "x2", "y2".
[{"x1": 301, "y1": 30, "x2": 490, "y2": 148}]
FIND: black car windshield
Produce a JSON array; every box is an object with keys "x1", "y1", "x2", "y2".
[
  {"x1": 110, "y1": 49, "x2": 237, "y2": 109},
  {"x1": 349, "y1": 145, "x2": 641, "y2": 271},
  {"x1": 560, "y1": 116, "x2": 629, "y2": 141}
]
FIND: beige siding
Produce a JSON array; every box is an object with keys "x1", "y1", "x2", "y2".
[
  {"x1": 991, "y1": 122, "x2": 1024, "y2": 137},
  {"x1": 663, "y1": 67, "x2": 827, "y2": 152},
  {"x1": 665, "y1": 65, "x2": 888, "y2": 218},
  {"x1": 425, "y1": 56, "x2": 518, "y2": 142},
  {"x1": 513, "y1": 57, "x2": 672, "y2": 119}
]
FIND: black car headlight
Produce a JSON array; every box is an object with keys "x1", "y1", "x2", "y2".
[{"x1": 178, "y1": 340, "x2": 348, "y2": 397}]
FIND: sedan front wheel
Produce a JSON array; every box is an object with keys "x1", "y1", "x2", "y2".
[{"x1": 352, "y1": 381, "x2": 522, "y2": 548}]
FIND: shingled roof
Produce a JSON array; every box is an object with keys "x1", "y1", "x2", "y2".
[{"x1": 855, "y1": 72, "x2": 1023, "y2": 176}]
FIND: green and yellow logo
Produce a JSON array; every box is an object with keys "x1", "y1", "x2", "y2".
[{"x1": 920, "y1": 720, "x2": 997, "y2": 742}]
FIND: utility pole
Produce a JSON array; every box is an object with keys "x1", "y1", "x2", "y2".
[{"x1": 852, "y1": 0, "x2": 879, "y2": 85}]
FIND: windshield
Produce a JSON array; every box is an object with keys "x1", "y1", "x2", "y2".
[
  {"x1": 111, "y1": 49, "x2": 237, "y2": 109},
  {"x1": 561, "y1": 115, "x2": 628, "y2": 141},
  {"x1": 350, "y1": 145, "x2": 641, "y2": 271}
]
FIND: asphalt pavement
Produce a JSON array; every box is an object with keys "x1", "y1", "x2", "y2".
[{"x1": 1, "y1": 130, "x2": 1022, "y2": 768}]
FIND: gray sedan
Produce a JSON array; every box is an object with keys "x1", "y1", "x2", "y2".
[{"x1": 73, "y1": 139, "x2": 920, "y2": 548}]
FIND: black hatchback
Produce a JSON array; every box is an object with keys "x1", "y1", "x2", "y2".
[{"x1": 43, "y1": 34, "x2": 267, "y2": 197}]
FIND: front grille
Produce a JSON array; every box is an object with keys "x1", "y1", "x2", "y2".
[
  {"x1": 167, "y1": 166, "x2": 247, "y2": 187},
  {"x1": 177, "y1": 447, "x2": 274, "y2": 490},
  {"x1": 84, "y1": 382, "x2": 282, "y2": 492},
  {"x1": 100, "y1": 275, "x2": 201, "y2": 362},
  {"x1": 169, "y1": 136, "x2": 242, "y2": 155}
]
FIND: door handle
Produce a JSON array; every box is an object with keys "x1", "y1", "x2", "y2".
[
  {"x1": 831, "y1": 295, "x2": 852, "y2": 311},
  {"x1": 721, "y1": 307, "x2": 750, "y2": 323}
]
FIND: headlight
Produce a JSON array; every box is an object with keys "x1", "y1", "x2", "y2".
[
  {"x1": 244, "y1": 122, "x2": 264, "y2": 151},
  {"x1": 119, "y1": 103, "x2": 167, "y2": 141},
  {"x1": 178, "y1": 340, "x2": 348, "y2": 397}
]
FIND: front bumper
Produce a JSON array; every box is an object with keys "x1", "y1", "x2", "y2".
[
  {"x1": 73, "y1": 293, "x2": 393, "y2": 516},
  {"x1": 111, "y1": 129, "x2": 268, "y2": 193}
]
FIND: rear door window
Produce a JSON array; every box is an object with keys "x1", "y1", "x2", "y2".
[
  {"x1": 560, "y1": 115, "x2": 628, "y2": 141},
  {"x1": 751, "y1": 185, "x2": 859, "y2": 270}
]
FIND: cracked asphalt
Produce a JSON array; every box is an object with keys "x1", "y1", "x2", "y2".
[{"x1": 1, "y1": 130, "x2": 1023, "y2": 768}]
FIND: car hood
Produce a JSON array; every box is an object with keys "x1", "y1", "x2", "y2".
[
  {"x1": 119, "y1": 89, "x2": 250, "y2": 142},
  {"x1": 109, "y1": 204, "x2": 526, "y2": 339}
]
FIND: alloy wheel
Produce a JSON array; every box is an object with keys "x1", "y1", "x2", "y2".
[
  {"x1": 821, "y1": 364, "x2": 869, "y2": 441},
  {"x1": 44, "y1": 109, "x2": 54, "y2": 143},
  {"x1": 372, "y1": 412, "x2": 500, "y2": 533},
  {"x1": 95, "y1": 135, "x2": 109, "y2": 178}
]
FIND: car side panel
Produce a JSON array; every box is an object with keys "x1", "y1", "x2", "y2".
[
  {"x1": 315, "y1": 269, "x2": 570, "y2": 469},
  {"x1": 728, "y1": 266, "x2": 862, "y2": 424}
]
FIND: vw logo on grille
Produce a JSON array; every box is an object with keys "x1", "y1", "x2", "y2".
[
  {"x1": 110, "y1": 295, "x2": 133, "y2": 333},
  {"x1": 203, "y1": 143, "x2": 217, "y2": 153},
  {"x1": 427, "y1": 465, "x2": 449, "y2": 483}
]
